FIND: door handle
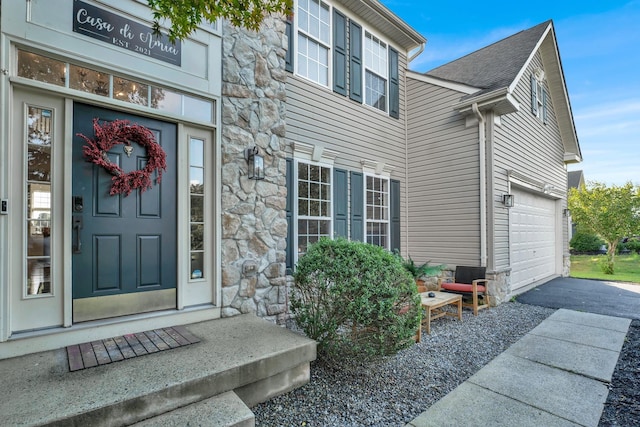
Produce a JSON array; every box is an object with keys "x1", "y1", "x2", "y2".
[{"x1": 73, "y1": 216, "x2": 83, "y2": 254}]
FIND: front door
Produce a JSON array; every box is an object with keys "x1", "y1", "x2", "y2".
[{"x1": 72, "y1": 103, "x2": 177, "y2": 322}]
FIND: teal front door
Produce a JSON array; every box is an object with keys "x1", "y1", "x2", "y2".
[{"x1": 72, "y1": 103, "x2": 177, "y2": 322}]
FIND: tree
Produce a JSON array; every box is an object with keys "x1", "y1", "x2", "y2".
[
  {"x1": 147, "y1": 0, "x2": 293, "y2": 42},
  {"x1": 568, "y1": 181, "x2": 640, "y2": 274}
]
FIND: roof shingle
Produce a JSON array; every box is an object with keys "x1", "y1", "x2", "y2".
[{"x1": 425, "y1": 20, "x2": 551, "y2": 93}]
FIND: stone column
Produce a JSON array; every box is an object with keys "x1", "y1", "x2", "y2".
[{"x1": 220, "y1": 16, "x2": 290, "y2": 322}]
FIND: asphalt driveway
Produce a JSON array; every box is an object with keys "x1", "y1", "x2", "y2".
[{"x1": 516, "y1": 277, "x2": 640, "y2": 320}]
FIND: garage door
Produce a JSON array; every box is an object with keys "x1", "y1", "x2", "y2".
[{"x1": 509, "y1": 188, "x2": 556, "y2": 292}]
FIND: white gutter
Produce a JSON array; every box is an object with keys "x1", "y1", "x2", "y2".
[{"x1": 472, "y1": 103, "x2": 487, "y2": 268}]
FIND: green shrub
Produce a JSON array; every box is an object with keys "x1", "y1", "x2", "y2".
[
  {"x1": 622, "y1": 238, "x2": 640, "y2": 254},
  {"x1": 570, "y1": 231, "x2": 604, "y2": 253},
  {"x1": 600, "y1": 257, "x2": 615, "y2": 274},
  {"x1": 291, "y1": 238, "x2": 420, "y2": 364}
]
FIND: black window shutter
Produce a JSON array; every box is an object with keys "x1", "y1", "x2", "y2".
[
  {"x1": 389, "y1": 47, "x2": 400, "y2": 119},
  {"x1": 350, "y1": 171, "x2": 364, "y2": 241},
  {"x1": 530, "y1": 74, "x2": 537, "y2": 115},
  {"x1": 349, "y1": 21, "x2": 363, "y2": 103},
  {"x1": 333, "y1": 169, "x2": 348, "y2": 238},
  {"x1": 390, "y1": 179, "x2": 401, "y2": 253},
  {"x1": 285, "y1": 158, "x2": 294, "y2": 273},
  {"x1": 285, "y1": 17, "x2": 294, "y2": 73},
  {"x1": 333, "y1": 9, "x2": 347, "y2": 96}
]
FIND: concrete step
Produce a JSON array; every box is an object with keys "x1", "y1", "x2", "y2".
[
  {"x1": 0, "y1": 314, "x2": 316, "y2": 426},
  {"x1": 132, "y1": 391, "x2": 254, "y2": 427}
]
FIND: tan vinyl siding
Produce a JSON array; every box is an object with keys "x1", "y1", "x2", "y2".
[
  {"x1": 406, "y1": 77, "x2": 481, "y2": 267},
  {"x1": 493, "y1": 53, "x2": 568, "y2": 270},
  {"x1": 286, "y1": 53, "x2": 409, "y2": 252}
]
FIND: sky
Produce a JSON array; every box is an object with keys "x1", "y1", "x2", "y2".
[{"x1": 381, "y1": 0, "x2": 640, "y2": 186}]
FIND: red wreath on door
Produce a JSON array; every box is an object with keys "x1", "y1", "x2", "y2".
[{"x1": 78, "y1": 119, "x2": 167, "y2": 196}]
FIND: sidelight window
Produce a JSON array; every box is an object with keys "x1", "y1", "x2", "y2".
[
  {"x1": 25, "y1": 106, "x2": 53, "y2": 296},
  {"x1": 189, "y1": 137, "x2": 206, "y2": 280}
]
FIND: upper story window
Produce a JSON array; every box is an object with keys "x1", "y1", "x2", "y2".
[
  {"x1": 530, "y1": 69, "x2": 548, "y2": 124},
  {"x1": 286, "y1": 1, "x2": 400, "y2": 118},
  {"x1": 364, "y1": 32, "x2": 388, "y2": 112},
  {"x1": 297, "y1": 0, "x2": 331, "y2": 86}
]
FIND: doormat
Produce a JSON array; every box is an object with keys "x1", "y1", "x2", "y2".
[{"x1": 66, "y1": 325, "x2": 200, "y2": 372}]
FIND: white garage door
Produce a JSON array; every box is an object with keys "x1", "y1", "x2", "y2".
[{"x1": 509, "y1": 188, "x2": 557, "y2": 292}]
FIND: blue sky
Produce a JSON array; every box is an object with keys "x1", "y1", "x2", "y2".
[{"x1": 382, "y1": 0, "x2": 640, "y2": 186}]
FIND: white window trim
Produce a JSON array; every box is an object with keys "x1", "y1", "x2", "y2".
[
  {"x1": 294, "y1": 0, "x2": 333, "y2": 89},
  {"x1": 293, "y1": 157, "x2": 335, "y2": 264},
  {"x1": 362, "y1": 28, "x2": 391, "y2": 114},
  {"x1": 535, "y1": 81, "x2": 544, "y2": 119},
  {"x1": 532, "y1": 73, "x2": 546, "y2": 121},
  {"x1": 363, "y1": 172, "x2": 390, "y2": 250}
]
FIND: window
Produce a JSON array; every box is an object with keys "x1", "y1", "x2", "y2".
[
  {"x1": 531, "y1": 72, "x2": 547, "y2": 123},
  {"x1": 535, "y1": 81, "x2": 544, "y2": 117},
  {"x1": 26, "y1": 106, "x2": 53, "y2": 296},
  {"x1": 364, "y1": 32, "x2": 388, "y2": 112},
  {"x1": 286, "y1": 2, "x2": 401, "y2": 117},
  {"x1": 365, "y1": 175, "x2": 389, "y2": 248},
  {"x1": 189, "y1": 137, "x2": 206, "y2": 280},
  {"x1": 296, "y1": 0, "x2": 331, "y2": 86},
  {"x1": 17, "y1": 50, "x2": 215, "y2": 123},
  {"x1": 296, "y1": 161, "x2": 332, "y2": 258}
]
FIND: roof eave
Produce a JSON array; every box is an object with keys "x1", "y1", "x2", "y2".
[
  {"x1": 454, "y1": 88, "x2": 520, "y2": 116},
  {"x1": 564, "y1": 153, "x2": 582, "y2": 164},
  {"x1": 342, "y1": 0, "x2": 426, "y2": 51}
]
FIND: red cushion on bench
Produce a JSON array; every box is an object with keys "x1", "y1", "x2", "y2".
[{"x1": 441, "y1": 282, "x2": 486, "y2": 293}]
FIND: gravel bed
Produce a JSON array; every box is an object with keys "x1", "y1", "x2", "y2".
[
  {"x1": 253, "y1": 302, "x2": 555, "y2": 427},
  {"x1": 599, "y1": 319, "x2": 640, "y2": 426}
]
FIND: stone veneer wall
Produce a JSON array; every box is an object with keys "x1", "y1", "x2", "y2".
[{"x1": 220, "y1": 17, "x2": 291, "y2": 323}]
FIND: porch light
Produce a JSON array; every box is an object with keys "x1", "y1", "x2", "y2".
[
  {"x1": 245, "y1": 146, "x2": 264, "y2": 180},
  {"x1": 563, "y1": 209, "x2": 570, "y2": 217},
  {"x1": 502, "y1": 194, "x2": 514, "y2": 208}
]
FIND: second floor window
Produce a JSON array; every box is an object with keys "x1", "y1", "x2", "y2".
[
  {"x1": 364, "y1": 32, "x2": 388, "y2": 112},
  {"x1": 531, "y1": 72, "x2": 548, "y2": 124},
  {"x1": 297, "y1": 0, "x2": 331, "y2": 86},
  {"x1": 287, "y1": 0, "x2": 401, "y2": 118}
]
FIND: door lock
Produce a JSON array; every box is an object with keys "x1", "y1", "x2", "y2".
[{"x1": 73, "y1": 196, "x2": 83, "y2": 213}]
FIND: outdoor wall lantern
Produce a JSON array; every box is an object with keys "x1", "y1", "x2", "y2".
[
  {"x1": 563, "y1": 208, "x2": 571, "y2": 217},
  {"x1": 245, "y1": 146, "x2": 265, "y2": 180},
  {"x1": 502, "y1": 194, "x2": 514, "y2": 208}
]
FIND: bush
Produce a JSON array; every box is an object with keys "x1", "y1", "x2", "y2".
[
  {"x1": 600, "y1": 257, "x2": 615, "y2": 274},
  {"x1": 620, "y1": 237, "x2": 640, "y2": 254},
  {"x1": 291, "y1": 238, "x2": 420, "y2": 364},
  {"x1": 570, "y1": 231, "x2": 604, "y2": 254}
]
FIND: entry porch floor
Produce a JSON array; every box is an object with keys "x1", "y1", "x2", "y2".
[{"x1": 0, "y1": 314, "x2": 316, "y2": 426}]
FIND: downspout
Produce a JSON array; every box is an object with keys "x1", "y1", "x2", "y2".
[
  {"x1": 403, "y1": 62, "x2": 409, "y2": 256},
  {"x1": 405, "y1": 42, "x2": 425, "y2": 256},
  {"x1": 471, "y1": 103, "x2": 487, "y2": 267},
  {"x1": 408, "y1": 43, "x2": 425, "y2": 64}
]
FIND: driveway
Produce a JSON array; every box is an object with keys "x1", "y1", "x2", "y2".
[{"x1": 516, "y1": 277, "x2": 640, "y2": 320}]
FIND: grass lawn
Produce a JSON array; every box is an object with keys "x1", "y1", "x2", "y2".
[{"x1": 570, "y1": 253, "x2": 640, "y2": 283}]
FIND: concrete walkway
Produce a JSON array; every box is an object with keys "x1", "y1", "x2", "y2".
[{"x1": 407, "y1": 309, "x2": 631, "y2": 427}]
